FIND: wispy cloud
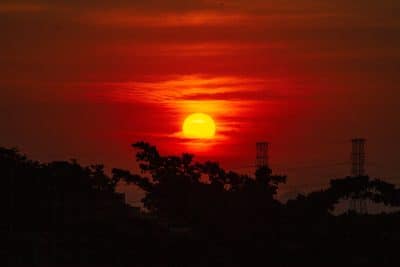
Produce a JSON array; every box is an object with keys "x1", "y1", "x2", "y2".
[
  {"x1": 79, "y1": 8, "x2": 344, "y2": 29},
  {"x1": 81, "y1": 75, "x2": 286, "y2": 104},
  {"x1": 77, "y1": 75, "x2": 291, "y2": 145},
  {"x1": 81, "y1": 10, "x2": 253, "y2": 28}
]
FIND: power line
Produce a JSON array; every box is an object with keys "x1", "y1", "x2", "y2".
[{"x1": 229, "y1": 161, "x2": 349, "y2": 172}]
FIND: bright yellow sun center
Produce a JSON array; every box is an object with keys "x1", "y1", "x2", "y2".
[{"x1": 182, "y1": 113, "x2": 216, "y2": 139}]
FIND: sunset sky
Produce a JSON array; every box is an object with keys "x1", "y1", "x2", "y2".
[{"x1": 1, "y1": 0, "x2": 400, "y2": 201}]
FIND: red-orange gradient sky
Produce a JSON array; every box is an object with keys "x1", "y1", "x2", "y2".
[{"x1": 1, "y1": 0, "x2": 400, "y2": 201}]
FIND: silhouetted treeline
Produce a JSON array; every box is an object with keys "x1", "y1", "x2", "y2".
[
  {"x1": 3, "y1": 143, "x2": 400, "y2": 266},
  {"x1": 113, "y1": 142, "x2": 286, "y2": 235}
]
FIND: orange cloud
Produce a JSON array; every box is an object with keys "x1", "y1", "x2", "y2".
[
  {"x1": 78, "y1": 75, "x2": 290, "y2": 147},
  {"x1": 82, "y1": 75, "x2": 273, "y2": 104},
  {"x1": 96, "y1": 41, "x2": 287, "y2": 57},
  {"x1": 81, "y1": 10, "x2": 253, "y2": 28}
]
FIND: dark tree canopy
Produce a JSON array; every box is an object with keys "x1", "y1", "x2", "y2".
[
  {"x1": 3, "y1": 143, "x2": 400, "y2": 266},
  {"x1": 112, "y1": 141, "x2": 287, "y2": 228}
]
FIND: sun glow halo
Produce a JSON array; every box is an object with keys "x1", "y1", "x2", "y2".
[{"x1": 182, "y1": 113, "x2": 216, "y2": 139}]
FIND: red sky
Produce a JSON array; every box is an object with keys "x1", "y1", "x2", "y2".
[{"x1": 1, "y1": 0, "x2": 400, "y2": 202}]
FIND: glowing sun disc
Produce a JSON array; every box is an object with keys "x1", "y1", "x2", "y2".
[{"x1": 182, "y1": 113, "x2": 216, "y2": 139}]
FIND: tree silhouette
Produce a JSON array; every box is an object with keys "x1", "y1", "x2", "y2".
[
  {"x1": 3, "y1": 143, "x2": 400, "y2": 266},
  {"x1": 287, "y1": 175, "x2": 400, "y2": 217},
  {"x1": 112, "y1": 141, "x2": 287, "y2": 230}
]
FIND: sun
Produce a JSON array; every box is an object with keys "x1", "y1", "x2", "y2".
[{"x1": 182, "y1": 113, "x2": 216, "y2": 139}]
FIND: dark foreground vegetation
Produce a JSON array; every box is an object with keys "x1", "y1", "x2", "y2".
[{"x1": 2, "y1": 142, "x2": 400, "y2": 266}]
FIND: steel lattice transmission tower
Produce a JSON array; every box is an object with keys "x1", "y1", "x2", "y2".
[
  {"x1": 349, "y1": 138, "x2": 368, "y2": 214},
  {"x1": 256, "y1": 142, "x2": 269, "y2": 169},
  {"x1": 351, "y1": 138, "x2": 366, "y2": 177}
]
